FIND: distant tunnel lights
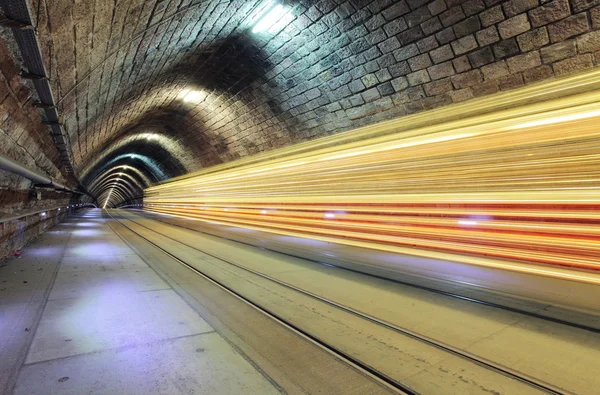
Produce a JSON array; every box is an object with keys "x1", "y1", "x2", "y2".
[{"x1": 253, "y1": 4, "x2": 288, "y2": 33}]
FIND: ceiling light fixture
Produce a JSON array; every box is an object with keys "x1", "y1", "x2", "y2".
[
  {"x1": 253, "y1": 4, "x2": 289, "y2": 33},
  {"x1": 183, "y1": 90, "x2": 203, "y2": 104}
]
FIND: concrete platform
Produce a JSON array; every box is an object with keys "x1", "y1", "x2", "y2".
[{"x1": 0, "y1": 210, "x2": 280, "y2": 395}]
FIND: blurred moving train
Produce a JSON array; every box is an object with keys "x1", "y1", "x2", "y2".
[{"x1": 143, "y1": 68, "x2": 600, "y2": 323}]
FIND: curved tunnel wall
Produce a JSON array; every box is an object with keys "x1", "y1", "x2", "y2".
[{"x1": 2, "y1": 0, "x2": 600, "y2": 211}]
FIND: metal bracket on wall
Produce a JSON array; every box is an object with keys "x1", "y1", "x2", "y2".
[
  {"x1": 0, "y1": 12, "x2": 31, "y2": 29},
  {"x1": 20, "y1": 70, "x2": 48, "y2": 80},
  {"x1": 0, "y1": 0, "x2": 78, "y2": 179},
  {"x1": 42, "y1": 121, "x2": 64, "y2": 127},
  {"x1": 33, "y1": 101, "x2": 56, "y2": 109}
]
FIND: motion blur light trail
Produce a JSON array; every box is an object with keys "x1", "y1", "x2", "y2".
[{"x1": 144, "y1": 69, "x2": 600, "y2": 281}]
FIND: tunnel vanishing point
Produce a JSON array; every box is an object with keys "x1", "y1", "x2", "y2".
[{"x1": 1, "y1": 1, "x2": 600, "y2": 394}]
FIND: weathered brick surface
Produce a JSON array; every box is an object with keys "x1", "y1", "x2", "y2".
[
  {"x1": 517, "y1": 27, "x2": 549, "y2": 51},
  {"x1": 429, "y1": 0, "x2": 448, "y2": 15},
  {"x1": 408, "y1": 69, "x2": 432, "y2": 85},
  {"x1": 448, "y1": 87, "x2": 474, "y2": 101},
  {"x1": 480, "y1": 6, "x2": 505, "y2": 27},
  {"x1": 498, "y1": 72, "x2": 525, "y2": 89},
  {"x1": 472, "y1": 80, "x2": 500, "y2": 96},
  {"x1": 577, "y1": 30, "x2": 600, "y2": 52},
  {"x1": 541, "y1": 41, "x2": 577, "y2": 63},
  {"x1": 493, "y1": 38, "x2": 520, "y2": 58},
  {"x1": 503, "y1": 0, "x2": 538, "y2": 18},
  {"x1": 453, "y1": 16, "x2": 481, "y2": 38},
  {"x1": 428, "y1": 60, "x2": 456, "y2": 79},
  {"x1": 572, "y1": 0, "x2": 600, "y2": 13},
  {"x1": 592, "y1": 7, "x2": 600, "y2": 28},
  {"x1": 424, "y1": 77, "x2": 454, "y2": 95},
  {"x1": 553, "y1": 53, "x2": 594, "y2": 74},
  {"x1": 453, "y1": 55, "x2": 472, "y2": 72},
  {"x1": 507, "y1": 51, "x2": 542, "y2": 73},
  {"x1": 468, "y1": 46, "x2": 495, "y2": 67},
  {"x1": 548, "y1": 13, "x2": 590, "y2": 42},
  {"x1": 0, "y1": 29, "x2": 73, "y2": 218},
  {"x1": 463, "y1": 0, "x2": 486, "y2": 16},
  {"x1": 523, "y1": 65, "x2": 554, "y2": 82},
  {"x1": 0, "y1": 0, "x2": 599, "y2": 217},
  {"x1": 430, "y1": 44, "x2": 455, "y2": 62},
  {"x1": 481, "y1": 60, "x2": 510, "y2": 79},
  {"x1": 476, "y1": 26, "x2": 500, "y2": 46},
  {"x1": 529, "y1": 0, "x2": 570, "y2": 28},
  {"x1": 498, "y1": 14, "x2": 531, "y2": 39},
  {"x1": 452, "y1": 34, "x2": 479, "y2": 54},
  {"x1": 452, "y1": 69, "x2": 484, "y2": 88}
]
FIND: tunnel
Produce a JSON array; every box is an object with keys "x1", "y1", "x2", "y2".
[{"x1": 1, "y1": 0, "x2": 600, "y2": 394}]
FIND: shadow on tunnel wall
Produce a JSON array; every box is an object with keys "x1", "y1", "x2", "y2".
[
  {"x1": 83, "y1": 32, "x2": 286, "y2": 183},
  {"x1": 185, "y1": 34, "x2": 276, "y2": 97}
]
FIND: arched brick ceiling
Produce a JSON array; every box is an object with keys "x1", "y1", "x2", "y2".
[
  {"x1": 33, "y1": 0, "x2": 274, "y2": 180},
  {"x1": 18, "y1": 0, "x2": 600, "y2": 207}
]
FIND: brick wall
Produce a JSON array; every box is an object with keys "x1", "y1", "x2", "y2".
[
  {"x1": 67, "y1": 0, "x2": 600, "y2": 179},
  {"x1": 0, "y1": 28, "x2": 72, "y2": 220},
  {"x1": 3, "y1": 0, "x2": 600, "y2": 198},
  {"x1": 0, "y1": 31, "x2": 67, "y2": 187},
  {"x1": 0, "y1": 207, "x2": 70, "y2": 260}
]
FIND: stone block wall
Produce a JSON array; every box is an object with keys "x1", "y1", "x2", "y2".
[
  {"x1": 3, "y1": 0, "x2": 600, "y2": 202},
  {"x1": 257, "y1": 0, "x2": 600, "y2": 125},
  {"x1": 171, "y1": 0, "x2": 600, "y2": 167},
  {"x1": 0, "y1": 30, "x2": 68, "y2": 190},
  {"x1": 0, "y1": 28, "x2": 74, "y2": 252},
  {"x1": 0, "y1": 207, "x2": 70, "y2": 260}
]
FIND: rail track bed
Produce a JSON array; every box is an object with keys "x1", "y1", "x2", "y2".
[{"x1": 108, "y1": 209, "x2": 600, "y2": 395}]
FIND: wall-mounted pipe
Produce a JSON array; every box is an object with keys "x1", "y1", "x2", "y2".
[
  {"x1": 0, "y1": 1, "x2": 77, "y2": 177},
  {"x1": 0, "y1": 153, "x2": 80, "y2": 194}
]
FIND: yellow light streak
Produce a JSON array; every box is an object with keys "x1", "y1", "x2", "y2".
[{"x1": 144, "y1": 69, "x2": 600, "y2": 282}]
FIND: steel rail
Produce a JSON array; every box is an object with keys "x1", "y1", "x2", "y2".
[
  {"x1": 111, "y1": 209, "x2": 570, "y2": 395},
  {"x1": 105, "y1": 210, "x2": 413, "y2": 395},
  {"x1": 134, "y1": 208, "x2": 600, "y2": 334}
]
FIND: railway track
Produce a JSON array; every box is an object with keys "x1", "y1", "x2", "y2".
[
  {"x1": 107, "y1": 209, "x2": 580, "y2": 395},
  {"x1": 137, "y1": 209, "x2": 600, "y2": 334}
]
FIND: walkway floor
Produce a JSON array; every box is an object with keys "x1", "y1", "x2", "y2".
[
  {"x1": 0, "y1": 210, "x2": 279, "y2": 394},
  {"x1": 3, "y1": 209, "x2": 599, "y2": 394}
]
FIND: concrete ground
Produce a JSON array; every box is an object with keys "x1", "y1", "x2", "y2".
[
  {"x1": 3, "y1": 208, "x2": 598, "y2": 394},
  {"x1": 0, "y1": 210, "x2": 281, "y2": 395},
  {"x1": 115, "y1": 209, "x2": 600, "y2": 395}
]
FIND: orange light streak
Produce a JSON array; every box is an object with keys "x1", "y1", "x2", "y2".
[{"x1": 144, "y1": 70, "x2": 600, "y2": 281}]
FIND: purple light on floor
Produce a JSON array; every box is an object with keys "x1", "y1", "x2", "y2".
[
  {"x1": 26, "y1": 246, "x2": 63, "y2": 256},
  {"x1": 72, "y1": 229, "x2": 103, "y2": 237},
  {"x1": 75, "y1": 222, "x2": 100, "y2": 227},
  {"x1": 68, "y1": 242, "x2": 119, "y2": 256}
]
